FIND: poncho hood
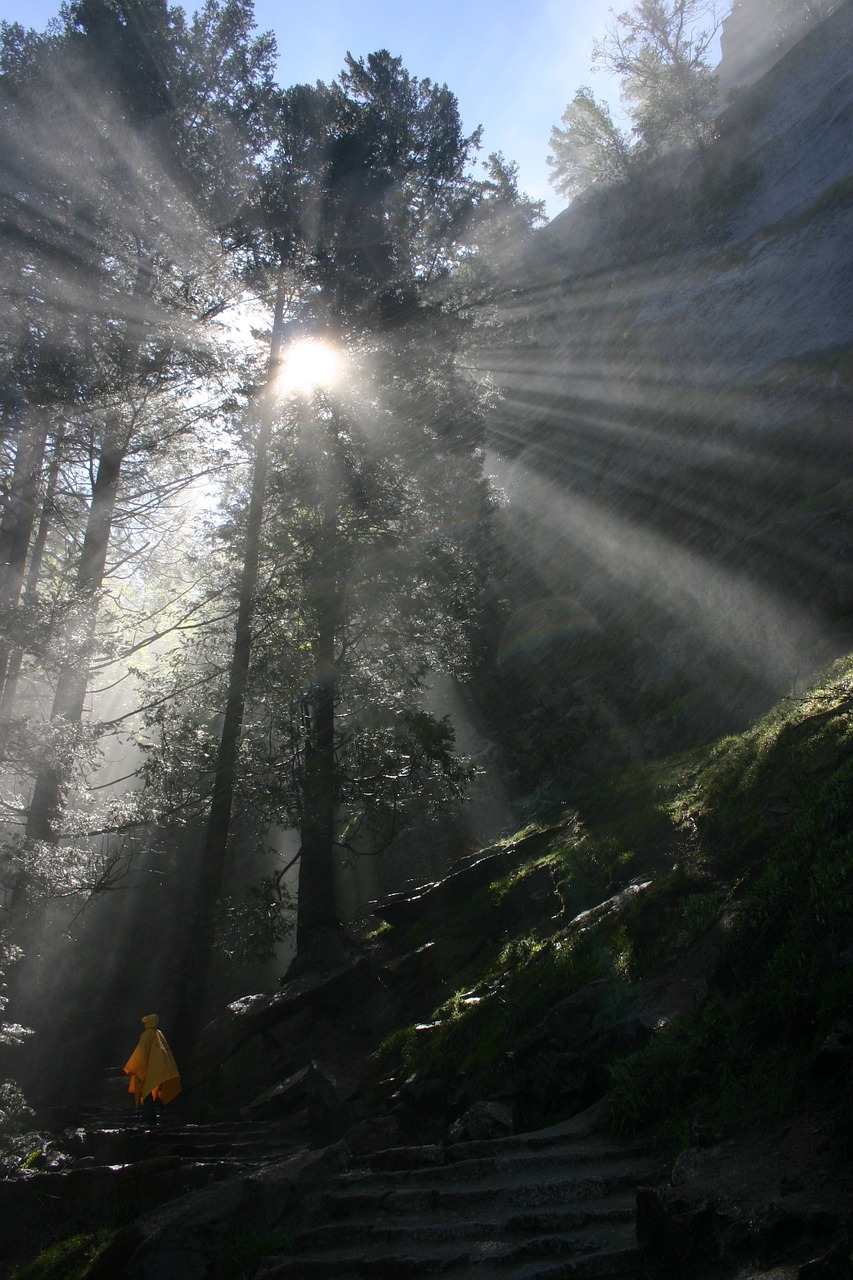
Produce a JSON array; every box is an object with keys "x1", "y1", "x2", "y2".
[{"x1": 142, "y1": 1014, "x2": 159, "y2": 1029}]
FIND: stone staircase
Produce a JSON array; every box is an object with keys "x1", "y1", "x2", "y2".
[
  {"x1": 0, "y1": 1108, "x2": 308, "y2": 1274},
  {"x1": 2, "y1": 1089, "x2": 661, "y2": 1278},
  {"x1": 255, "y1": 1115, "x2": 661, "y2": 1279},
  {"x1": 67, "y1": 1117, "x2": 307, "y2": 1176}
]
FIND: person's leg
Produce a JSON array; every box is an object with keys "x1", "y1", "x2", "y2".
[{"x1": 138, "y1": 1094, "x2": 157, "y2": 1127}]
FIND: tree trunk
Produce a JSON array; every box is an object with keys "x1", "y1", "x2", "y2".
[
  {"x1": 197, "y1": 283, "x2": 286, "y2": 903},
  {"x1": 25, "y1": 427, "x2": 125, "y2": 843},
  {"x1": 296, "y1": 612, "x2": 338, "y2": 949},
  {"x1": 0, "y1": 425, "x2": 66, "y2": 725},
  {"x1": 184, "y1": 284, "x2": 286, "y2": 1027},
  {"x1": 24, "y1": 257, "x2": 152, "y2": 846},
  {"x1": 296, "y1": 403, "x2": 340, "y2": 950},
  {"x1": 0, "y1": 413, "x2": 49, "y2": 700},
  {"x1": 11, "y1": 424, "x2": 124, "y2": 1035}
]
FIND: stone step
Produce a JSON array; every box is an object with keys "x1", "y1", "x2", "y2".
[
  {"x1": 361, "y1": 1127, "x2": 642, "y2": 1174},
  {"x1": 294, "y1": 1194, "x2": 635, "y2": 1250},
  {"x1": 322, "y1": 1163, "x2": 654, "y2": 1218},
  {"x1": 153, "y1": 1129, "x2": 304, "y2": 1161},
  {"x1": 23, "y1": 1105, "x2": 654, "y2": 1280},
  {"x1": 485, "y1": 1249, "x2": 640, "y2": 1278},
  {"x1": 346, "y1": 1144, "x2": 657, "y2": 1186},
  {"x1": 0, "y1": 1155, "x2": 237, "y2": 1234},
  {"x1": 505, "y1": 1201, "x2": 635, "y2": 1233},
  {"x1": 254, "y1": 1239, "x2": 640, "y2": 1278},
  {"x1": 445, "y1": 1129, "x2": 647, "y2": 1163},
  {"x1": 257, "y1": 1130, "x2": 653, "y2": 1280},
  {"x1": 445, "y1": 1139, "x2": 646, "y2": 1167},
  {"x1": 60, "y1": 1119, "x2": 304, "y2": 1168}
]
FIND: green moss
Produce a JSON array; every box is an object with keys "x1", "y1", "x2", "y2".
[
  {"x1": 489, "y1": 854, "x2": 555, "y2": 905},
  {"x1": 356, "y1": 919, "x2": 392, "y2": 943},
  {"x1": 11, "y1": 1231, "x2": 116, "y2": 1280},
  {"x1": 553, "y1": 831, "x2": 641, "y2": 919},
  {"x1": 605, "y1": 878, "x2": 724, "y2": 983},
  {"x1": 385, "y1": 918, "x2": 627, "y2": 1098},
  {"x1": 376, "y1": 1023, "x2": 420, "y2": 1067},
  {"x1": 575, "y1": 760, "x2": 681, "y2": 856}
]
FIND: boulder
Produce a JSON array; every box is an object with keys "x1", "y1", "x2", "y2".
[
  {"x1": 636, "y1": 1131, "x2": 848, "y2": 1279},
  {"x1": 391, "y1": 1072, "x2": 468, "y2": 1143},
  {"x1": 187, "y1": 957, "x2": 373, "y2": 1087},
  {"x1": 799, "y1": 1240, "x2": 853, "y2": 1278},
  {"x1": 370, "y1": 826, "x2": 560, "y2": 928},
  {"x1": 496, "y1": 861, "x2": 563, "y2": 931},
  {"x1": 373, "y1": 848, "x2": 563, "y2": 984},
  {"x1": 510, "y1": 979, "x2": 617, "y2": 1128},
  {"x1": 378, "y1": 942, "x2": 442, "y2": 994},
  {"x1": 305, "y1": 1062, "x2": 353, "y2": 1144},
  {"x1": 371, "y1": 846, "x2": 521, "y2": 926},
  {"x1": 88, "y1": 1144, "x2": 349, "y2": 1280},
  {"x1": 636, "y1": 1185, "x2": 721, "y2": 1279},
  {"x1": 342, "y1": 1115, "x2": 406, "y2": 1159},
  {"x1": 242, "y1": 1060, "x2": 352, "y2": 1143},
  {"x1": 510, "y1": 978, "x2": 651, "y2": 1129},
  {"x1": 448, "y1": 1100, "x2": 514, "y2": 1144}
]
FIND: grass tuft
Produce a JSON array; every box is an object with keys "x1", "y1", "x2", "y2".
[{"x1": 10, "y1": 1231, "x2": 116, "y2": 1280}]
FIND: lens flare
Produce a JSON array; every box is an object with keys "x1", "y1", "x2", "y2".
[{"x1": 498, "y1": 597, "x2": 600, "y2": 666}]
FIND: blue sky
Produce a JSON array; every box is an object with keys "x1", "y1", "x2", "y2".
[{"x1": 0, "y1": 0, "x2": 629, "y2": 219}]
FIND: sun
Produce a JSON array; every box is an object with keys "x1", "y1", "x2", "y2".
[{"x1": 278, "y1": 339, "x2": 342, "y2": 395}]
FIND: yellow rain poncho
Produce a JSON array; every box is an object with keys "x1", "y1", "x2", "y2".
[{"x1": 124, "y1": 1014, "x2": 181, "y2": 1106}]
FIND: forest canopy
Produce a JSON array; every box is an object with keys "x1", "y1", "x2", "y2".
[{"x1": 0, "y1": 0, "x2": 543, "y2": 1046}]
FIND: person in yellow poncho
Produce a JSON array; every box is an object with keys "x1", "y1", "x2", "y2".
[{"x1": 124, "y1": 1014, "x2": 181, "y2": 1128}]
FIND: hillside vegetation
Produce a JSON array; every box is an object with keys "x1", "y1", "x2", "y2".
[{"x1": 374, "y1": 652, "x2": 853, "y2": 1155}]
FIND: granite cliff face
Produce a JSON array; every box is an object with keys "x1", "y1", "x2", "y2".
[
  {"x1": 530, "y1": 0, "x2": 852, "y2": 327},
  {"x1": 480, "y1": 2, "x2": 853, "y2": 786},
  {"x1": 716, "y1": 0, "x2": 827, "y2": 93}
]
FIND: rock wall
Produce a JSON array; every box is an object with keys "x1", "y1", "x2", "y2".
[
  {"x1": 479, "y1": 1, "x2": 853, "y2": 783},
  {"x1": 716, "y1": 0, "x2": 824, "y2": 94}
]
